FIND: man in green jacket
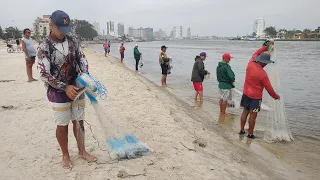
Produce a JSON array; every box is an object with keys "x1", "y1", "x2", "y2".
[
  {"x1": 134, "y1": 44, "x2": 141, "y2": 72},
  {"x1": 216, "y1": 53, "x2": 235, "y2": 114},
  {"x1": 191, "y1": 52, "x2": 210, "y2": 104}
]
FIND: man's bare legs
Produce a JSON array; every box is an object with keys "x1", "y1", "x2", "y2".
[
  {"x1": 219, "y1": 99, "x2": 228, "y2": 114},
  {"x1": 56, "y1": 125, "x2": 72, "y2": 169},
  {"x1": 247, "y1": 112, "x2": 258, "y2": 135},
  {"x1": 26, "y1": 61, "x2": 36, "y2": 82},
  {"x1": 199, "y1": 91, "x2": 203, "y2": 104},
  {"x1": 240, "y1": 108, "x2": 250, "y2": 131},
  {"x1": 161, "y1": 75, "x2": 167, "y2": 87},
  {"x1": 72, "y1": 120, "x2": 97, "y2": 162},
  {"x1": 194, "y1": 91, "x2": 199, "y2": 101}
]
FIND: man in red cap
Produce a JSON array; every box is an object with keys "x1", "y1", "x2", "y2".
[{"x1": 216, "y1": 53, "x2": 235, "y2": 114}]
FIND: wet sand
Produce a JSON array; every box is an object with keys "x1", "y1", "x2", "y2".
[{"x1": 0, "y1": 43, "x2": 308, "y2": 179}]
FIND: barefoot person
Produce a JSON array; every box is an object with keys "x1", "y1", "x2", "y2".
[
  {"x1": 159, "y1": 45, "x2": 170, "y2": 87},
  {"x1": 119, "y1": 43, "x2": 125, "y2": 63},
  {"x1": 216, "y1": 53, "x2": 235, "y2": 114},
  {"x1": 103, "y1": 39, "x2": 109, "y2": 57},
  {"x1": 37, "y1": 10, "x2": 97, "y2": 169},
  {"x1": 21, "y1": 28, "x2": 37, "y2": 82},
  {"x1": 134, "y1": 44, "x2": 141, "y2": 72},
  {"x1": 191, "y1": 52, "x2": 210, "y2": 104},
  {"x1": 239, "y1": 42, "x2": 280, "y2": 139}
]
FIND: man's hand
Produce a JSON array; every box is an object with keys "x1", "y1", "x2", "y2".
[
  {"x1": 66, "y1": 85, "x2": 79, "y2": 100},
  {"x1": 207, "y1": 72, "x2": 211, "y2": 74}
]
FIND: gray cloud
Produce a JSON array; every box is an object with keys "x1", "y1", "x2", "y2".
[{"x1": 0, "y1": 0, "x2": 319, "y2": 36}]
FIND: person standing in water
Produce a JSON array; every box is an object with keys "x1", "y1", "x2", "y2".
[
  {"x1": 21, "y1": 28, "x2": 37, "y2": 82},
  {"x1": 239, "y1": 42, "x2": 280, "y2": 139},
  {"x1": 159, "y1": 45, "x2": 170, "y2": 87},
  {"x1": 133, "y1": 44, "x2": 141, "y2": 72},
  {"x1": 216, "y1": 53, "x2": 235, "y2": 114},
  {"x1": 103, "y1": 39, "x2": 109, "y2": 57},
  {"x1": 119, "y1": 43, "x2": 125, "y2": 63},
  {"x1": 191, "y1": 52, "x2": 210, "y2": 104},
  {"x1": 37, "y1": 10, "x2": 97, "y2": 169}
]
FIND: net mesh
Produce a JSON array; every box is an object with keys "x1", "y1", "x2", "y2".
[{"x1": 263, "y1": 46, "x2": 294, "y2": 142}]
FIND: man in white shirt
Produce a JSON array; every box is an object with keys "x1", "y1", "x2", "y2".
[{"x1": 21, "y1": 28, "x2": 37, "y2": 82}]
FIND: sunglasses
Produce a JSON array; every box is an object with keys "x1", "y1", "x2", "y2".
[{"x1": 26, "y1": 31, "x2": 31, "y2": 34}]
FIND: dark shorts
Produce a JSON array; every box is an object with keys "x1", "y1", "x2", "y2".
[
  {"x1": 120, "y1": 52, "x2": 124, "y2": 58},
  {"x1": 240, "y1": 94, "x2": 262, "y2": 112},
  {"x1": 26, "y1": 56, "x2": 36, "y2": 65},
  {"x1": 161, "y1": 64, "x2": 168, "y2": 75}
]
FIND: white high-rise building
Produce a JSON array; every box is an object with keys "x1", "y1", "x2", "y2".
[
  {"x1": 106, "y1": 21, "x2": 115, "y2": 35},
  {"x1": 92, "y1": 21, "x2": 100, "y2": 35},
  {"x1": 253, "y1": 17, "x2": 265, "y2": 38},
  {"x1": 33, "y1": 15, "x2": 51, "y2": 38},
  {"x1": 172, "y1": 26, "x2": 183, "y2": 39}
]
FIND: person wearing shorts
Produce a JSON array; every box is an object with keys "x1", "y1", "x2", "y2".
[
  {"x1": 191, "y1": 52, "x2": 210, "y2": 104},
  {"x1": 21, "y1": 28, "x2": 37, "y2": 82},
  {"x1": 37, "y1": 10, "x2": 96, "y2": 169},
  {"x1": 103, "y1": 39, "x2": 109, "y2": 57},
  {"x1": 216, "y1": 53, "x2": 235, "y2": 114},
  {"x1": 119, "y1": 43, "x2": 125, "y2": 63},
  {"x1": 239, "y1": 42, "x2": 280, "y2": 139},
  {"x1": 159, "y1": 45, "x2": 170, "y2": 87}
]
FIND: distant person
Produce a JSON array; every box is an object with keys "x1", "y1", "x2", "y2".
[
  {"x1": 159, "y1": 45, "x2": 170, "y2": 87},
  {"x1": 21, "y1": 28, "x2": 37, "y2": 82},
  {"x1": 240, "y1": 42, "x2": 280, "y2": 139},
  {"x1": 191, "y1": 52, "x2": 210, "y2": 104},
  {"x1": 103, "y1": 39, "x2": 109, "y2": 57},
  {"x1": 119, "y1": 43, "x2": 125, "y2": 63},
  {"x1": 216, "y1": 53, "x2": 235, "y2": 114},
  {"x1": 16, "y1": 39, "x2": 21, "y2": 52},
  {"x1": 37, "y1": 10, "x2": 96, "y2": 169},
  {"x1": 107, "y1": 40, "x2": 111, "y2": 54},
  {"x1": 133, "y1": 44, "x2": 141, "y2": 72}
]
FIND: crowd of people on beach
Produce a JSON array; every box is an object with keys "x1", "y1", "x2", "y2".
[{"x1": 14, "y1": 9, "x2": 281, "y2": 169}]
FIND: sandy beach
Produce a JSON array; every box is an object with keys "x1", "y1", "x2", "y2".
[{"x1": 0, "y1": 43, "x2": 307, "y2": 180}]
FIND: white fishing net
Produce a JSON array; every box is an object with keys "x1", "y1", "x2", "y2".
[{"x1": 263, "y1": 44, "x2": 294, "y2": 142}]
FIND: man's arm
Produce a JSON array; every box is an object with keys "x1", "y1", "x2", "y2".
[
  {"x1": 198, "y1": 61, "x2": 208, "y2": 75},
  {"x1": 37, "y1": 49, "x2": 68, "y2": 91},
  {"x1": 226, "y1": 67, "x2": 235, "y2": 82},
  {"x1": 249, "y1": 46, "x2": 267, "y2": 62},
  {"x1": 77, "y1": 45, "x2": 88, "y2": 73},
  {"x1": 21, "y1": 40, "x2": 29, "y2": 59},
  {"x1": 261, "y1": 75, "x2": 280, "y2": 99}
]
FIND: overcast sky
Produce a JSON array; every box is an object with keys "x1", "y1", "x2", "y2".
[{"x1": 0, "y1": 0, "x2": 319, "y2": 36}]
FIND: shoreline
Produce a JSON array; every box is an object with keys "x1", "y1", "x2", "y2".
[{"x1": 0, "y1": 44, "x2": 310, "y2": 179}]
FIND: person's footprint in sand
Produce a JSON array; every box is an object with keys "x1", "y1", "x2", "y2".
[
  {"x1": 78, "y1": 152, "x2": 97, "y2": 163},
  {"x1": 62, "y1": 155, "x2": 73, "y2": 169}
]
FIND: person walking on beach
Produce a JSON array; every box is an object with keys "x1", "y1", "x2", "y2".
[
  {"x1": 239, "y1": 42, "x2": 280, "y2": 139},
  {"x1": 191, "y1": 52, "x2": 210, "y2": 104},
  {"x1": 134, "y1": 44, "x2": 141, "y2": 72},
  {"x1": 159, "y1": 45, "x2": 170, "y2": 87},
  {"x1": 216, "y1": 53, "x2": 235, "y2": 114},
  {"x1": 119, "y1": 43, "x2": 125, "y2": 63},
  {"x1": 16, "y1": 38, "x2": 21, "y2": 52},
  {"x1": 21, "y1": 28, "x2": 37, "y2": 82},
  {"x1": 103, "y1": 39, "x2": 109, "y2": 57},
  {"x1": 37, "y1": 10, "x2": 96, "y2": 169}
]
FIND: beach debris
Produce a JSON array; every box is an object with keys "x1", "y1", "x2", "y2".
[
  {"x1": 180, "y1": 142, "x2": 196, "y2": 152},
  {"x1": 193, "y1": 139, "x2": 206, "y2": 148},
  {"x1": 0, "y1": 80, "x2": 15, "y2": 83},
  {"x1": 1, "y1": 105, "x2": 14, "y2": 109},
  {"x1": 117, "y1": 169, "x2": 147, "y2": 178}
]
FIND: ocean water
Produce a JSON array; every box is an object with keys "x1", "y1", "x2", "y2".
[{"x1": 89, "y1": 40, "x2": 320, "y2": 140}]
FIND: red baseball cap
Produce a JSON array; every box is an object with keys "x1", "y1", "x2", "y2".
[{"x1": 222, "y1": 53, "x2": 234, "y2": 59}]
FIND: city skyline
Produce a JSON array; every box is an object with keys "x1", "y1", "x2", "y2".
[{"x1": 1, "y1": 0, "x2": 319, "y2": 36}]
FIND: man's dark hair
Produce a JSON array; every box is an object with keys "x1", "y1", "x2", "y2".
[{"x1": 23, "y1": 28, "x2": 30, "y2": 35}]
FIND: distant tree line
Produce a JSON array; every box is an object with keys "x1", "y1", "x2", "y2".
[
  {"x1": 263, "y1": 26, "x2": 320, "y2": 39},
  {"x1": 1, "y1": 19, "x2": 97, "y2": 41}
]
